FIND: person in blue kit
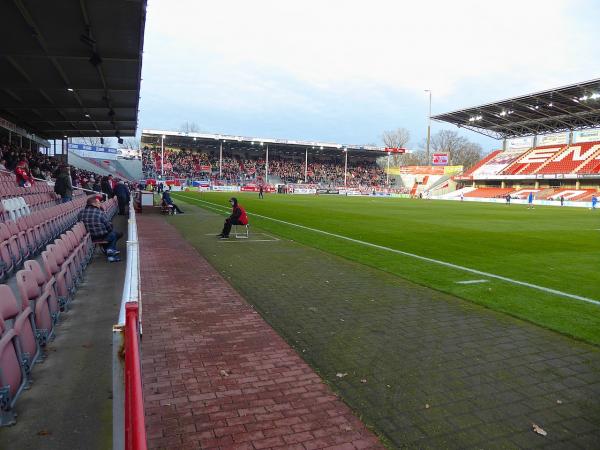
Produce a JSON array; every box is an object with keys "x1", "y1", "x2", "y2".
[
  {"x1": 592, "y1": 195, "x2": 598, "y2": 210},
  {"x1": 527, "y1": 191, "x2": 534, "y2": 209}
]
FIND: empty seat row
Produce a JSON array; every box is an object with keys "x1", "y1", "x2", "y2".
[
  {"x1": 1, "y1": 197, "x2": 30, "y2": 221},
  {"x1": 0, "y1": 221, "x2": 95, "y2": 426},
  {"x1": 0, "y1": 197, "x2": 90, "y2": 281}
]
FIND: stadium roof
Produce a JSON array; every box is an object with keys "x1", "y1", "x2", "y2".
[
  {"x1": 432, "y1": 78, "x2": 600, "y2": 140},
  {"x1": 0, "y1": 0, "x2": 146, "y2": 139},
  {"x1": 141, "y1": 129, "x2": 388, "y2": 156}
]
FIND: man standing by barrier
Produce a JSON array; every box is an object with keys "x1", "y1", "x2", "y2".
[
  {"x1": 218, "y1": 197, "x2": 248, "y2": 239},
  {"x1": 114, "y1": 180, "x2": 131, "y2": 215}
]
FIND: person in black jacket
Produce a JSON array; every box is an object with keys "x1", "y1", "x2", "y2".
[
  {"x1": 162, "y1": 189, "x2": 184, "y2": 214},
  {"x1": 101, "y1": 175, "x2": 114, "y2": 199},
  {"x1": 114, "y1": 180, "x2": 131, "y2": 215}
]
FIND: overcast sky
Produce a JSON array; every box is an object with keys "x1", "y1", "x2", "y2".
[{"x1": 138, "y1": 0, "x2": 600, "y2": 152}]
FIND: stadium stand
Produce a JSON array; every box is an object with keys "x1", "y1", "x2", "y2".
[
  {"x1": 0, "y1": 159, "x2": 119, "y2": 424},
  {"x1": 142, "y1": 147, "x2": 391, "y2": 188},
  {"x1": 461, "y1": 150, "x2": 503, "y2": 178},
  {"x1": 464, "y1": 187, "x2": 514, "y2": 198}
]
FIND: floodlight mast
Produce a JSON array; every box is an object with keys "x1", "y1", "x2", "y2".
[
  {"x1": 219, "y1": 141, "x2": 223, "y2": 178},
  {"x1": 304, "y1": 148, "x2": 308, "y2": 183},
  {"x1": 161, "y1": 134, "x2": 165, "y2": 178},
  {"x1": 265, "y1": 144, "x2": 269, "y2": 184},
  {"x1": 425, "y1": 89, "x2": 432, "y2": 163},
  {"x1": 344, "y1": 148, "x2": 348, "y2": 188},
  {"x1": 386, "y1": 151, "x2": 390, "y2": 186}
]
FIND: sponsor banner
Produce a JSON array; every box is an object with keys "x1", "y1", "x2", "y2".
[
  {"x1": 574, "y1": 129, "x2": 600, "y2": 143},
  {"x1": 186, "y1": 186, "x2": 210, "y2": 192},
  {"x1": 240, "y1": 184, "x2": 276, "y2": 192},
  {"x1": 537, "y1": 132, "x2": 568, "y2": 146},
  {"x1": 68, "y1": 143, "x2": 119, "y2": 160},
  {"x1": 385, "y1": 147, "x2": 406, "y2": 153},
  {"x1": 390, "y1": 165, "x2": 463, "y2": 175},
  {"x1": 291, "y1": 188, "x2": 317, "y2": 194},
  {"x1": 211, "y1": 185, "x2": 240, "y2": 192},
  {"x1": 507, "y1": 137, "x2": 534, "y2": 149},
  {"x1": 432, "y1": 153, "x2": 449, "y2": 166},
  {"x1": 316, "y1": 188, "x2": 340, "y2": 194},
  {"x1": 192, "y1": 180, "x2": 210, "y2": 188}
]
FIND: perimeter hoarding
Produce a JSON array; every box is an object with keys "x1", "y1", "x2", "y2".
[
  {"x1": 432, "y1": 153, "x2": 449, "y2": 166},
  {"x1": 68, "y1": 143, "x2": 119, "y2": 160}
]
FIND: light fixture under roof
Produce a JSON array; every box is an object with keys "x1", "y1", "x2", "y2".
[
  {"x1": 67, "y1": 88, "x2": 74, "y2": 92},
  {"x1": 84, "y1": 114, "x2": 90, "y2": 118}
]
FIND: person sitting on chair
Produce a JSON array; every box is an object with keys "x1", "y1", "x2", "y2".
[
  {"x1": 162, "y1": 189, "x2": 184, "y2": 214},
  {"x1": 78, "y1": 196, "x2": 123, "y2": 262},
  {"x1": 218, "y1": 197, "x2": 248, "y2": 239}
]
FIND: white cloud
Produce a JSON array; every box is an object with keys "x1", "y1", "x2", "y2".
[{"x1": 144, "y1": 0, "x2": 597, "y2": 99}]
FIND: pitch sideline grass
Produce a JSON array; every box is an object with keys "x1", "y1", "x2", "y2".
[{"x1": 172, "y1": 191, "x2": 600, "y2": 344}]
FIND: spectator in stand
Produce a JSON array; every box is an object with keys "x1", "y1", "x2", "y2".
[
  {"x1": 114, "y1": 180, "x2": 131, "y2": 215},
  {"x1": 162, "y1": 189, "x2": 184, "y2": 214},
  {"x1": 14, "y1": 158, "x2": 34, "y2": 187},
  {"x1": 101, "y1": 175, "x2": 114, "y2": 199},
  {"x1": 54, "y1": 165, "x2": 73, "y2": 203},
  {"x1": 0, "y1": 159, "x2": 6, "y2": 171},
  {"x1": 217, "y1": 197, "x2": 248, "y2": 239},
  {"x1": 78, "y1": 196, "x2": 122, "y2": 262},
  {"x1": 92, "y1": 178, "x2": 101, "y2": 192}
]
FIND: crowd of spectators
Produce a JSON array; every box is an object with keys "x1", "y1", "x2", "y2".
[
  {"x1": 142, "y1": 147, "x2": 392, "y2": 188},
  {"x1": 0, "y1": 139, "x2": 133, "y2": 200}
]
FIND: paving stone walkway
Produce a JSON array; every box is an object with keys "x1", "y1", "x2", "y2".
[
  {"x1": 159, "y1": 201, "x2": 600, "y2": 450},
  {"x1": 138, "y1": 213, "x2": 383, "y2": 450}
]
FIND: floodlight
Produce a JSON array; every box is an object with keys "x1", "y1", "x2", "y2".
[
  {"x1": 67, "y1": 88, "x2": 74, "y2": 92},
  {"x1": 548, "y1": 103, "x2": 553, "y2": 107},
  {"x1": 84, "y1": 114, "x2": 90, "y2": 118}
]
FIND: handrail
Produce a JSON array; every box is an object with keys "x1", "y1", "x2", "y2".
[
  {"x1": 125, "y1": 303, "x2": 147, "y2": 450},
  {"x1": 113, "y1": 196, "x2": 146, "y2": 450},
  {"x1": 0, "y1": 167, "x2": 105, "y2": 197}
]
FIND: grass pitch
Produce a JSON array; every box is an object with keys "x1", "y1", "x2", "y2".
[{"x1": 173, "y1": 191, "x2": 600, "y2": 344}]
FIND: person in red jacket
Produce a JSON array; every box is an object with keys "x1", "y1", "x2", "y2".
[
  {"x1": 218, "y1": 197, "x2": 248, "y2": 238},
  {"x1": 14, "y1": 158, "x2": 34, "y2": 187}
]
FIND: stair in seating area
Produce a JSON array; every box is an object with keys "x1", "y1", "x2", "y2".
[
  {"x1": 574, "y1": 147, "x2": 600, "y2": 174},
  {"x1": 501, "y1": 148, "x2": 535, "y2": 175},
  {"x1": 533, "y1": 145, "x2": 568, "y2": 174},
  {"x1": 462, "y1": 150, "x2": 502, "y2": 177}
]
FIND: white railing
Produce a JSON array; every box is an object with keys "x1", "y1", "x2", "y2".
[{"x1": 112, "y1": 197, "x2": 146, "y2": 450}]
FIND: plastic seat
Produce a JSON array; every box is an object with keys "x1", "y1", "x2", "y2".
[
  {"x1": 16, "y1": 270, "x2": 58, "y2": 338},
  {"x1": 0, "y1": 324, "x2": 26, "y2": 426},
  {"x1": 0, "y1": 285, "x2": 40, "y2": 379}
]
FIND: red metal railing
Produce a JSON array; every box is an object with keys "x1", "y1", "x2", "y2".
[{"x1": 125, "y1": 302, "x2": 147, "y2": 450}]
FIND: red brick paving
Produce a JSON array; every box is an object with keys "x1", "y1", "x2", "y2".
[{"x1": 138, "y1": 215, "x2": 383, "y2": 450}]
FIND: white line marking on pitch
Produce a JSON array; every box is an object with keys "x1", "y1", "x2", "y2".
[
  {"x1": 456, "y1": 280, "x2": 489, "y2": 285},
  {"x1": 176, "y1": 194, "x2": 600, "y2": 306}
]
